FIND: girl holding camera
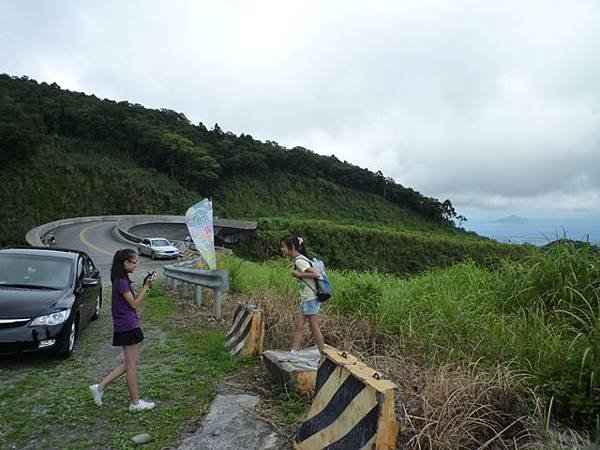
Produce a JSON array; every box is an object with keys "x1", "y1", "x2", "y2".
[{"x1": 90, "y1": 248, "x2": 156, "y2": 411}]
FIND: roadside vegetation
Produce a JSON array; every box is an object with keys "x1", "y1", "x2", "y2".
[
  {"x1": 236, "y1": 216, "x2": 529, "y2": 275},
  {"x1": 0, "y1": 284, "x2": 250, "y2": 449},
  {"x1": 225, "y1": 241, "x2": 600, "y2": 447}
]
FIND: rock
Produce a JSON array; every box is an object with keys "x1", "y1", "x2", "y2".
[
  {"x1": 131, "y1": 433, "x2": 152, "y2": 445},
  {"x1": 178, "y1": 394, "x2": 283, "y2": 450}
]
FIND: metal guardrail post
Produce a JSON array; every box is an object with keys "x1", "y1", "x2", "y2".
[
  {"x1": 214, "y1": 289, "x2": 222, "y2": 320},
  {"x1": 163, "y1": 261, "x2": 229, "y2": 320}
]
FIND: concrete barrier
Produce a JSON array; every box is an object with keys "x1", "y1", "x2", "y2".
[
  {"x1": 115, "y1": 215, "x2": 185, "y2": 244},
  {"x1": 224, "y1": 303, "x2": 265, "y2": 357},
  {"x1": 25, "y1": 214, "x2": 182, "y2": 247},
  {"x1": 294, "y1": 347, "x2": 400, "y2": 450},
  {"x1": 262, "y1": 347, "x2": 320, "y2": 396},
  {"x1": 26, "y1": 215, "x2": 128, "y2": 247},
  {"x1": 180, "y1": 249, "x2": 199, "y2": 261}
]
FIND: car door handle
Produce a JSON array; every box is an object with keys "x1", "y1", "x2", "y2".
[{"x1": 82, "y1": 278, "x2": 99, "y2": 287}]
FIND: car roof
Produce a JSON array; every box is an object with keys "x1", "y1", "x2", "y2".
[{"x1": 0, "y1": 247, "x2": 82, "y2": 261}]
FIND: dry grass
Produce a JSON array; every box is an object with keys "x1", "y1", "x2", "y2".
[
  {"x1": 235, "y1": 290, "x2": 543, "y2": 450},
  {"x1": 167, "y1": 284, "x2": 592, "y2": 449}
]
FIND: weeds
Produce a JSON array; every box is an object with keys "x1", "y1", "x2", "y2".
[{"x1": 225, "y1": 240, "x2": 600, "y2": 446}]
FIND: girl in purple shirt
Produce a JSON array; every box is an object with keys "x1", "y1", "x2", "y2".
[{"x1": 89, "y1": 249, "x2": 156, "y2": 411}]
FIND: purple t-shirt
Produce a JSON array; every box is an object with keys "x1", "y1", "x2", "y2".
[{"x1": 111, "y1": 277, "x2": 140, "y2": 332}]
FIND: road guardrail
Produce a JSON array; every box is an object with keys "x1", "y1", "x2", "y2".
[{"x1": 163, "y1": 259, "x2": 229, "y2": 320}]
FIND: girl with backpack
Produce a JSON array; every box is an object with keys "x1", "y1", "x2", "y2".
[{"x1": 280, "y1": 234, "x2": 326, "y2": 355}]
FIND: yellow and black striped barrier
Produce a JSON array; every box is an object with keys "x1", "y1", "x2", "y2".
[
  {"x1": 294, "y1": 347, "x2": 400, "y2": 450},
  {"x1": 224, "y1": 303, "x2": 265, "y2": 357},
  {"x1": 180, "y1": 249, "x2": 198, "y2": 260}
]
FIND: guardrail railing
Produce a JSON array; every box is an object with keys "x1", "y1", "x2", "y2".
[{"x1": 163, "y1": 259, "x2": 229, "y2": 320}]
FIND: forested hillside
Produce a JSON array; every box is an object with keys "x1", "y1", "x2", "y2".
[
  {"x1": 0, "y1": 75, "x2": 463, "y2": 220},
  {"x1": 0, "y1": 74, "x2": 520, "y2": 273}
]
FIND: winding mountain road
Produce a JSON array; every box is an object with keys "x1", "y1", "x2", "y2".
[{"x1": 52, "y1": 220, "x2": 175, "y2": 286}]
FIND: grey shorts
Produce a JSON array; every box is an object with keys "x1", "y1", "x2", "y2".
[{"x1": 300, "y1": 299, "x2": 321, "y2": 316}]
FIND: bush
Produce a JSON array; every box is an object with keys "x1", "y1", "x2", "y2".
[{"x1": 236, "y1": 217, "x2": 529, "y2": 276}]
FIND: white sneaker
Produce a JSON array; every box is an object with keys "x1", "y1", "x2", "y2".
[
  {"x1": 89, "y1": 384, "x2": 103, "y2": 406},
  {"x1": 129, "y1": 399, "x2": 156, "y2": 411}
]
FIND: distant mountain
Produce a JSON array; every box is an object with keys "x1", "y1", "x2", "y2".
[{"x1": 494, "y1": 215, "x2": 529, "y2": 224}]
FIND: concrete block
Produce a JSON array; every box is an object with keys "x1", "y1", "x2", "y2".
[
  {"x1": 262, "y1": 347, "x2": 321, "y2": 396},
  {"x1": 294, "y1": 347, "x2": 401, "y2": 450},
  {"x1": 224, "y1": 303, "x2": 265, "y2": 357}
]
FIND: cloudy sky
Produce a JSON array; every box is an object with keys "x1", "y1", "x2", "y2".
[{"x1": 2, "y1": 0, "x2": 600, "y2": 221}]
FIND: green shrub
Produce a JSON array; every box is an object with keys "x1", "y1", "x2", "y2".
[{"x1": 236, "y1": 217, "x2": 529, "y2": 276}]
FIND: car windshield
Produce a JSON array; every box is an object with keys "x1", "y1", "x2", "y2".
[
  {"x1": 0, "y1": 254, "x2": 73, "y2": 289},
  {"x1": 152, "y1": 239, "x2": 171, "y2": 246}
]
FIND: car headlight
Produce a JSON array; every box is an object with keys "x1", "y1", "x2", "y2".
[{"x1": 29, "y1": 309, "x2": 71, "y2": 327}]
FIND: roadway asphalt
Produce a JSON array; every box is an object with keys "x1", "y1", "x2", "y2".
[{"x1": 52, "y1": 220, "x2": 177, "y2": 287}]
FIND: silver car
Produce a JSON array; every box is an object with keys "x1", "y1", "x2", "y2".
[{"x1": 138, "y1": 238, "x2": 180, "y2": 260}]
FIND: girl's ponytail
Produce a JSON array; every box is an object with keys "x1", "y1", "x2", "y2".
[{"x1": 281, "y1": 234, "x2": 310, "y2": 258}]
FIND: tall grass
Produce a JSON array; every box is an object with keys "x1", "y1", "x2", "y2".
[{"x1": 226, "y1": 241, "x2": 600, "y2": 432}]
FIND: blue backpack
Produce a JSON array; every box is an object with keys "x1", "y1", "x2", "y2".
[{"x1": 295, "y1": 256, "x2": 333, "y2": 302}]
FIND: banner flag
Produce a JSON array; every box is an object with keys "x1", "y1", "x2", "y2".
[{"x1": 185, "y1": 198, "x2": 216, "y2": 270}]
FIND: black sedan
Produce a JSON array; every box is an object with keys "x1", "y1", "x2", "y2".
[{"x1": 0, "y1": 247, "x2": 102, "y2": 357}]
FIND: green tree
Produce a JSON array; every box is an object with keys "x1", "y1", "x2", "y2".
[{"x1": 160, "y1": 132, "x2": 220, "y2": 192}]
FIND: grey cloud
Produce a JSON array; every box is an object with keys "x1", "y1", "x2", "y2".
[{"x1": 1, "y1": 0, "x2": 600, "y2": 216}]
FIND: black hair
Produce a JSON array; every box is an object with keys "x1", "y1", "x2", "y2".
[
  {"x1": 280, "y1": 234, "x2": 309, "y2": 258},
  {"x1": 111, "y1": 248, "x2": 138, "y2": 282}
]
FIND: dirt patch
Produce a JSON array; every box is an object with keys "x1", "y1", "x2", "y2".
[
  {"x1": 160, "y1": 288, "x2": 300, "y2": 449},
  {"x1": 83, "y1": 295, "x2": 170, "y2": 382},
  {"x1": 163, "y1": 285, "x2": 240, "y2": 331}
]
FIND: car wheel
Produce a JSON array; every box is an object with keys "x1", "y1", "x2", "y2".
[
  {"x1": 57, "y1": 316, "x2": 78, "y2": 358},
  {"x1": 91, "y1": 292, "x2": 102, "y2": 321}
]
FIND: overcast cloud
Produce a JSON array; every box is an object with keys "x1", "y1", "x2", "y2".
[{"x1": 1, "y1": 0, "x2": 599, "y2": 220}]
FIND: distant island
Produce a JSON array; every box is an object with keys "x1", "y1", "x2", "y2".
[{"x1": 494, "y1": 215, "x2": 529, "y2": 224}]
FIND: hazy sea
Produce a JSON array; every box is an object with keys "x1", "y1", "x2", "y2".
[{"x1": 464, "y1": 217, "x2": 600, "y2": 246}]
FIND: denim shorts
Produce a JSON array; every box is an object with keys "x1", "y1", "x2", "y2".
[{"x1": 300, "y1": 299, "x2": 321, "y2": 316}]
